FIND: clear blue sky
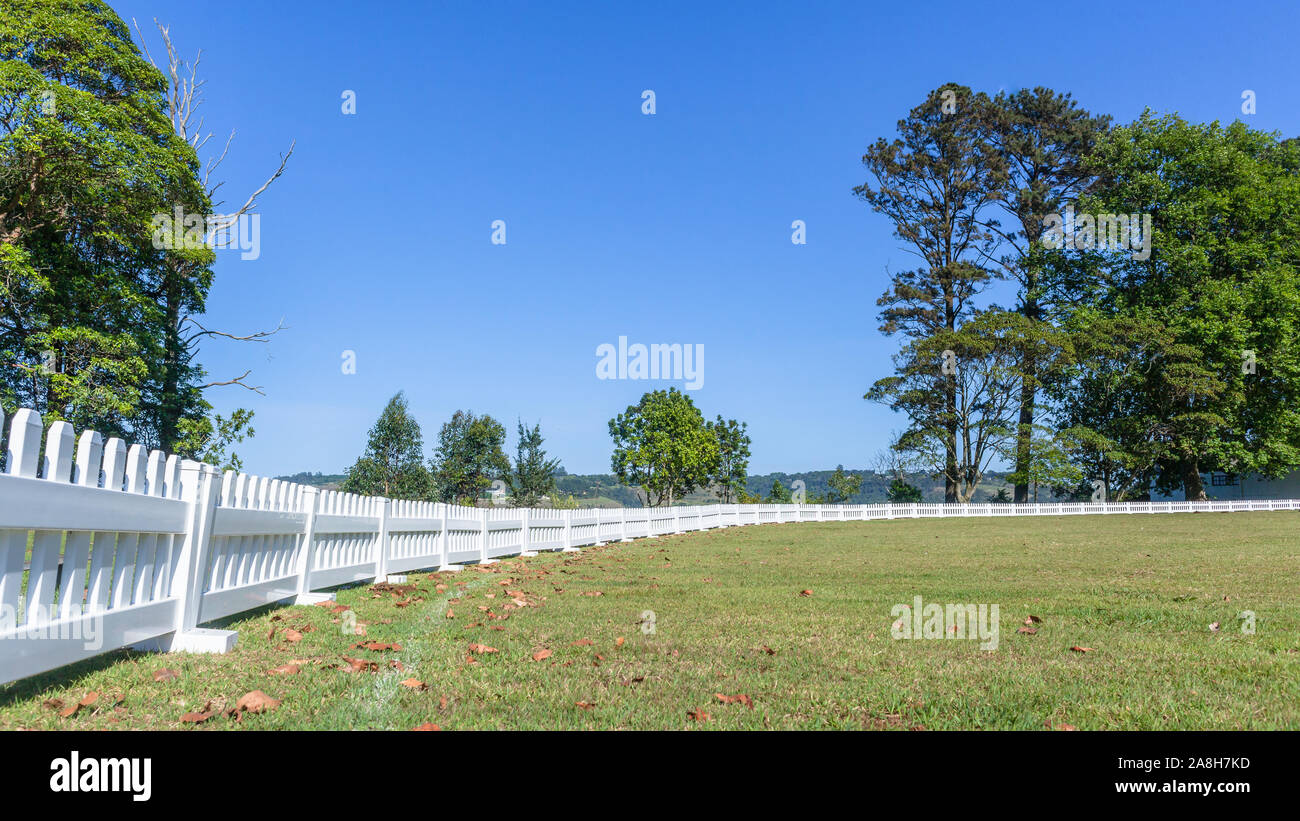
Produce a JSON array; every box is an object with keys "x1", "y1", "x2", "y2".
[{"x1": 109, "y1": 0, "x2": 1300, "y2": 477}]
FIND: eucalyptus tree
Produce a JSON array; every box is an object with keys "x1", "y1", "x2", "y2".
[{"x1": 855, "y1": 83, "x2": 1006, "y2": 501}]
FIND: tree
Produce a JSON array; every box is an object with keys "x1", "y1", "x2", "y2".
[
  {"x1": 509, "y1": 419, "x2": 561, "y2": 507},
  {"x1": 175, "y1": 407, "x2": 254, "y2": 472},
  {"x1": 870, "y1": 310, "x2": 1023, "y2": 503},
  {"x1": 826, "y1": 465, "x2": 862, "y2": 504},
  {"x1": 608, "y1": 388, "x2": 718, "y2": 506},
  {"x1": 0, "y1": 3, "x2": 291, "y2": 468},
  {"x1": 1, "y1": 0, "x2": 206, "y2": 437},
  {"x1": 432, "y1": 410, "x2": 510, "y2": 505},
  {"x1": 1002, "y1": 423, "x2": 1084, "y2": 501},
  {"x1": 340, "y1": 392, "x2": 434, "y2": 499},
  {"x1": 709, "y1": 415, "x2": 751, "y2": 503},
  {"x1": 856, "y1": 84, "x2": 1006, "y2": 501},
  {"x1": 1062, "y1": 113, "x2": 1300, "y2": 499},
  {"x1": 886, "y1": 478, "x2": 923, "y2": 503},
  {"x1": 980, "y1": 88, "x2": 1110, "y2": 502},
  {"x1": 767, "y1": 479, "x2": 792, "y2": 503}
]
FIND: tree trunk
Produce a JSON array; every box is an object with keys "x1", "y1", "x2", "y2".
[
  {"x1": 1013, "y1": 378, "x2": 1034, "y2": 504},
  {"x1": 1013, "y1": 291, "x2": 1039, "y2": 504},
  {"x1": 945, "y1": 374, "x2": 958, "y2": 503},
  {"x1": 1182, "y1": 457, "x2": 1208, "y2": 501}
]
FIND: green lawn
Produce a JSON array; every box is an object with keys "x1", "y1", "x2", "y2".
[{"x1": 2, "y1": 512, "x2": 1297, "y2": 729}]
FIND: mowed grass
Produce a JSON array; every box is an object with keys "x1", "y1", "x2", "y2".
[{"x1": 2, "y1": 512, "x2": 1297, "y2": 730}]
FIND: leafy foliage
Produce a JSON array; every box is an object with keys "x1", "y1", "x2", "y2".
[
  {"x1": 340, "y1": 392, "x2": 435, "y2": 499},
  {"x1": 432, "y1": 410, "x2": 509, "y2": 505},
  {"x1": 509, "y1": 419, "x2": 561, "y2": 507},
  {"x1": 608, "y1": 388, "x2": 719, "y2": 506}
]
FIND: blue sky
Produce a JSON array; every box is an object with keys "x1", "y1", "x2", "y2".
[{"x1": 109, "y1": 0, "x2": 1300, "y2": 476}]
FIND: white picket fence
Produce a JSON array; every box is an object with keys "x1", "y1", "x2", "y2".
[{"x1": 1, "y1": 406, "x2": 1297, "y2": 686}]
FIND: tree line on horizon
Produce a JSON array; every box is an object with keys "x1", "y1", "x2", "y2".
[
  {"x1": 858, "y1": 84, "x2": 1300, "y2": 503},
  {"x1": 338, "y1": 388, "x2": 758, "y2": 508}
]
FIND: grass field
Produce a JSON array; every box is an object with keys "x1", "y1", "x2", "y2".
[{"x1": 2, "y1": 512, "x2": 1297, "y2": 730}]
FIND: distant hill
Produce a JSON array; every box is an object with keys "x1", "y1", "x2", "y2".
[
  {"x1": 273, "y1": 471, "x2": 347, "y2": 491},
  {"x1": 279, "y1": 467, "x2": 1014, "y2": 505}
]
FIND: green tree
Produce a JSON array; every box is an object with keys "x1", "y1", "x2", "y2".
[
  {"x1": 709, "y1": 416, "x2": 751, "y2": 503},
  {"x1": 767, "y1": 479, "x2": 793, "y2": 503},
  {"x1": 340, "y1": 392, "x2": 435, "y2": 499},
  {"x1": 886, "y1": 478, "x2": 923, "y2": 503},
  {"x1": 0, "y1": 3, "x2": 286, "y2": 466},
  {"x1": 1062, "y1": 113, "x2": 1300, "y2": 499},
  {"x1": 856, "y1": 83, "x2": 1006, "y2": 502},
  {"x1": 432, "y1": 410, "x2": 510, "y2": 505},
  {"x1": 826, "y1": 465, "x2": 862, "y2": 504},
  {"x1": 509, "y1": 419, "x2": 561, "y2": 507},
  {"x1": 175, "y1": 407, "x2": 255, "y2": 472},
  {"x1": 869, "y1": 310, "x2": 1023, "y2": 503},
  {"x1": 0, "y1": 0, "x2": 209, "y2": 437},
  {"x1": 608, "y1": 388, "x2": 719, "y2": 506},
  {"x1": 981, "y1": 88, "x2": 1111, "y2": 503}
]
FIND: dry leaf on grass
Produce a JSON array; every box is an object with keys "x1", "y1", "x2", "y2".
[
  {"x1": 715, "y1": 693, "x2": 754, "y2": 708},
  {"x1": 531, "y1": 649, "x2": 552, "y2": 662},
  {"x1": 235, "y1": 690, "x2": 281, "y2": 714},
  {"x1": 180, "y1": 701, "x2": 214, "y2": 724},
  {"x1": 153, "y1": 668, "x2": 179, "y2": 682}
]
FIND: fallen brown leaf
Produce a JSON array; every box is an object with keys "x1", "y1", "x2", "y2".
[
  {"x1": 235, "y1": 690, "x2": 281, "y2": 714},
  {"x1": 715, "y1": 693, "x2": 754, "y2": 708}
]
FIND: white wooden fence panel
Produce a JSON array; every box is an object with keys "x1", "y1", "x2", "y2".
[{"x1": 3, "y1": 405, "x2": 1298, "y2": 685}]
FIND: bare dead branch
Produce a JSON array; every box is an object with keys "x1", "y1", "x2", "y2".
[
  {"x1": 201, "y1": 370, "x2": 265, "y2": 395},
  {"x1": 184, "y1": 317, "x2": 287, "y2": 344}
]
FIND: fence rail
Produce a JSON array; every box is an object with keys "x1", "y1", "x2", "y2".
[{"x1": 2, "y1": 406, "x2": 1297, "y2": 685}]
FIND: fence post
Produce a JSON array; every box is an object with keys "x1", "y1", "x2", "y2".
[
  {"x1": 293, "y1": 486, "x2": 333, "y2": 603},
  {"x1": 479, "y1": 507, "x2": 494, "y2": 565},
  {"x1": 673, "y1": 505, "x2": 683, "y2": 534},
  {"x1": 153, "y1": 460, "x2": 235, "y2": 653},
  {"x1": 620, "y1": 507, "x2": 632, "y2": 542},
  {"x1": 562, "y1": 508, "x2": 580, "y2": 552},
  {"x1": 436, "y1": 503, "x2": 462, "y2": 572},
  {"x1": 520, "y1": 507, "x2": 536, "y2": 556},
  {"x1": 374, "y1": 497, "x2": 391, "y2": 582}
]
